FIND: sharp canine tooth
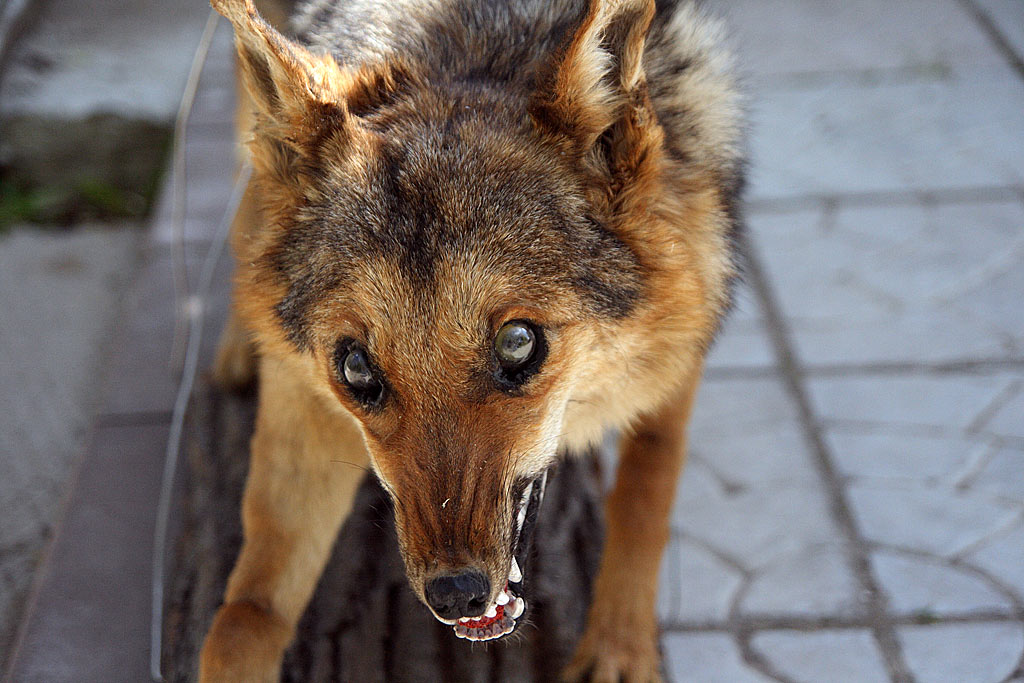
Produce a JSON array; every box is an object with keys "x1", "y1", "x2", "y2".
[
  {"x1": 509, "y1": 557, "x2": 522, "y2": 583},
  {"x1": 520, "y1": 481, "x2": 534, "y2": 507},
  {"x1": 497, "y1": 590, "x2": 509, "y2": 605},
  {"x1": 510, "y1": 596, "x2": 525, "y2": 618},
  {"x1": 485, "y1": 604, "x2": 497, "y2": 618}
]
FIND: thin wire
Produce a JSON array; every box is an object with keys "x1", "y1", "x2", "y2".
[
  {"x1": 148, "y1": 162, "x2": 250, "y2": 682},
  {"x1": 149, "y1": 9, "x2": 250, "y2": 680},
  {"x1": 169, "y1": 8, "x2": 221, "y2": 372}
]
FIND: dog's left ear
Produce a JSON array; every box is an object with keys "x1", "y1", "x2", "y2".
[
  {"x1": 212, "y1": 0, "x2": 347, "y2": 130},
  {"x1": 212, "y1": 0, "x2": 408, "y2": 187},
  {"x1": 530, "y1": 0, "x2": 657, "y2": 166}
]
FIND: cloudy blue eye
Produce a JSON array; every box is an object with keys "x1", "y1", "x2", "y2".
[
  {"x1": 336, "y1": 341, "x2": 385, "y2": 407},
  {"x1": 343, "y1": 347, "x2": 375, "y2": 389},
  {"x1": 495, "y1": 322, "x2": 536, "y2": 367},
  {"x1": 492, "y1": 320, "x2": 546, "y2": 391}
]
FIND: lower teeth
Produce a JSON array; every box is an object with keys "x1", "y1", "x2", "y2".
[{"x1": 454, "y1": 614, "x2": 516, "y2": 641}]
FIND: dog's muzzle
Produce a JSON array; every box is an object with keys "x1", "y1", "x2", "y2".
[{"x1": 431, "y1": 469, "x2": 550, "y2": 641}]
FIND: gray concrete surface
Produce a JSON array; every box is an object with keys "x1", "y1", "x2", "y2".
[
  {"x1": 0, "y1": 0, "x2": 209, "y2": 670},
  {"x1": 3, "y1": 0, "x2": 1024, "y2": 681},
  {"x1": 659, "y1": 1, "x2": 1024, "y2": 680},
  {"x1": 0, "y1": 224, "x2": 140, "y2": 664},
  {"x1": 0, "y1": 0, "x2": 210, "y2": 198}
]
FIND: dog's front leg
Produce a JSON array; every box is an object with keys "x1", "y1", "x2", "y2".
[
  {"x1": 565, "y1": 365, "x2": 702, "y2": 683},
  {"x1": 199, "y1": 354, "x2": 369, "y2": 682}
]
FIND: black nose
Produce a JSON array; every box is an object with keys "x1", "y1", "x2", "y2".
[{"x1": 424, "y1": 570, "x2": 491, "y2": 620}]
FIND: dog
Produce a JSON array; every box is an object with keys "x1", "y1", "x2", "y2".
[{"x1": 200, "y1": 0, "x2": 744, "y2": 680}]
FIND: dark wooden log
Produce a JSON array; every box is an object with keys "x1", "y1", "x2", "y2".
[{"x1": 162, "y1": 378, "x2": 607, "y2": 681}]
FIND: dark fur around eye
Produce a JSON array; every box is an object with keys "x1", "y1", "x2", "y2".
[
  {"x1": 491, "y1": 322, "x2": 547, "y2": 393},
  {"x1": 333, "y1": 339, "x2": 387, "y2": 409}
]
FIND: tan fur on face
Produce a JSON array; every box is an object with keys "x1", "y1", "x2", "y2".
[{"x1": 225, "y1": 0, "x2": 737, "y2": 588}]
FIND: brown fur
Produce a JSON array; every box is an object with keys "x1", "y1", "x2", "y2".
[{"x1": 202, "y1": 0, "x2": 744, "y2": 680}]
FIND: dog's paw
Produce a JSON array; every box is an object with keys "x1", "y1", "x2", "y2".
[
  {"x1": 561, "y1": 626, "x2": 663, "y2": 683},
  {"x1": 199, "y1": 601, "x2": 290, "y2": 683},
  {"x1": 562, "y1": 614, "x2": 663, "y2": 683}
]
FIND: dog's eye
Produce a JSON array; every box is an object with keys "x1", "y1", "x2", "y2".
[
  {"x1": 335, "y1": 341, "x2": 385, "y2": 407},
  {"x1": 495, "y1": 322, "x2": 536, "y2": 367},
  {"x1": 492, "y1": 320, "x2": 545, "y2": 390}
]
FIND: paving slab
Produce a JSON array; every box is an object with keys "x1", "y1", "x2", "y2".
[
  {"x1": 0, "y1": 224, "x2": 139, "y2": 663},
  {"x1": 807, "y1": 374, "x2": 1024, "y2": 433},
  {"x1": 658, "y1": 536, "x2": 744, "y2": 626},
  {"x1": 871, "y1": 550, "x2": 1015, "y2": 617},
  {"x1": 750, "y1": 629, "x2": 890, "y2": 683},
  {"x1": 749, "y1": 200, "x2": 1024, "y2": 366},
  {"x1": 5, "y1": 421, "x2": 170, "y2": 682},
  {"x1": 967, "y1": 520, "x2": 1024, "y2": 601},
  {"x1": 147, "y1": 23, "x2": 239, "y2": 248},
  {"x1": 973, "y1": 0, "x2": 1024, "y2": 65},
  {"x1": 746, "y1": 64, "x2": 1024, "y2": 200},
  {"x1": 966, "y1": 445, "x2": 1024, "y2": 504},
  {"x1": 897, "y1": 622, "x2": 1024, "y2": 683},
  {"x1": 739, "y1": 542, "x2": 863, "y2": 619},
  {"x1": 980, "y1": 387, "x2": 1024, "y2": 439},
  {"x1": 848, "y1": 482, "x2": 1020, "y2": 558},
  {"x1": 720, "y1": 0, "x2": 1007, "y2": 79},
  {"x1": 705, "y1": 282, "x2": 776, "y2": 372},
  {"x1": 662, "y1": 632, "x2": 771, "y2": 683},
  {"x1": 826, "y1": 431, "x2": 983, "y2": 483},
  {"x1": 674, "y1": 476, "x2": 842, "y2": 573}
]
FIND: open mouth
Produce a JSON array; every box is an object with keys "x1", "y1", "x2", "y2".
[{"x1": 434, "y1": 469, "x2": 549, "y2": 642}]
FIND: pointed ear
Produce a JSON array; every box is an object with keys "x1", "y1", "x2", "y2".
[
  {"x1": 530, "y1": 0, "x2": 656, "y2": 156},
  {"x1": 212, "y1": 0, "x2": 347, "y2": 127}
]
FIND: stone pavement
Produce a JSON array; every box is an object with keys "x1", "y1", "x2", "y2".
[
  {"x1": 4, "y1": 0, "x2": 1024, "y2": 681},
  {"x1": 655, "y1": 0, "x2": 1024, "y2": 680}
]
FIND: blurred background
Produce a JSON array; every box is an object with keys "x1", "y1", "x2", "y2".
[{"x1": 1, "y1": 0, "x2": 1022, "y2": 680}]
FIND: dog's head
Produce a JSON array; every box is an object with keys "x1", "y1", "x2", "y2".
[{"x1": 213, "y1": 0, "x2": 722, "y2": 640}]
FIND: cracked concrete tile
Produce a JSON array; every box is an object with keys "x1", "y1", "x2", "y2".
[
  {"x1": 705, "y1": 318, "x2": 776, "y2": 372},
  {"x1": 973, "y1": 0, "x2": 1024, "y2": 62},
  {"x1": 871, "y1": 550, "x2": 1015, "y2": 617},
  {"x1": 720, "y1": 0, "x2": 1006, "y2": 78},
  {"x1": 739, "y1": 543, "x2": 863, "y2": 618},
  {"x1": 807, "y1": 374, "x2": 1019, "y2": 432},
  {"x1": 662, "y1": 632, "x2": 771, "y2": 683},
  {"x1": 689, "y1": 377, "x2": 802, "y2": 437},
  {"x1": 966, "y1": 445, "x2": 1024, "y2": 504},
  {"x1": 658, "y1": 537, "x2": 744, "y2": 625},
  {"x1": 968, "y1": 522, "x2": 1024, "y2": 601},
  {"x1": 847, "y1": 483, "x2": 1020, "y2": 557},
  {"x1": 706, "y1": 283, "x2": 776, "y2": 371},
  {"x1": 751, "y1": 629, "x2": 889, "y2": 683},
  {"x1": 898, "y1": 622, "x2": 1024, "y2": 683},
  {"x1": 675, "y1": 376, "x2": 839, "y2": 571},
  {"x1": 673, "y1": 482, "x2": 840, "y2": 571},
  {"x1": 981, "y1": 388, "x2": 1024, "y2": 439},
  {"x1": 0, "y1": 225, "x2": 139, "y2": 659},
  {"x1": 1, "y1": 549, "x2": 40, "y2": 665},
  {"x1": 750, "y1": 202, "x2": 1024, "y2": 365},
  {"x1": 690, "y1": 425, "x2": 819, "y2": 489},
  {"x1": 747, "y1": 64, "x2": 1024, "y2": 200},
  {"x1": 826, "y1": 431, "x2": 981, "y2": 482}
]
